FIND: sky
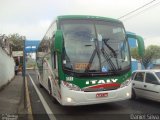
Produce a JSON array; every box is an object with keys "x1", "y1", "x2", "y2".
[{"x1": 0, "y1": 0, "x2": 160, "y2": 47}]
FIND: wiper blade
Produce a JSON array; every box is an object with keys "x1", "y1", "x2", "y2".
[
  {"x1": 101, "y1": 48, "x2": 117, "y2": 73},
  {"x1": 85, "y1": 48, "x2": 96, "y2": 72},
  {"x1": 103, "y1": 38, "x2": 117, "y2": 57},
  {"x1": 85, "y1": 38, "x2": 102, "y2": 73},
  {"x1": 102, "y1": 38, "x2": 120, "y2": 70}
]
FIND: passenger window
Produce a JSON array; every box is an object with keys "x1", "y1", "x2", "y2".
[
  {"x1": 145, "y1": 73, "x2": 158, "y2": 84},
  {"x1": 134, "y1": 72, "x2": 145, "y2": 82},
  {"x1": 51, "y1": 34, "x2": 58, "y2": 69}
]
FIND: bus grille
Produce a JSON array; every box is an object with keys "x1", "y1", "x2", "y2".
[{"x1": 82, "y1": 86, "x2": 120, "y2": 92}]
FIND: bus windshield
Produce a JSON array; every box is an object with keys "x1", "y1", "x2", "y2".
[{"x1": 60, "y1": 19, "x2": 130, "y2": 74}]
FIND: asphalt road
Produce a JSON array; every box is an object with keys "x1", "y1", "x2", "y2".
[{"x1": 27, "y1": 70, "x2": 160, "y2": 120}]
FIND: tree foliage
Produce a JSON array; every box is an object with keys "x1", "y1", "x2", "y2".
[
  {"x1": 131, "y1": 45, "x2": 160, "y2": 69},
  {"x1": 142, "y1": 45, "x2": 160, "y2": 69},
  {"x1": 146, "y1": 45, "x2": 160, "y2": 59},
  {"x1": 8, "y1": 33, "x2": 26, "y2": 51},
  {"x1": 130, "y1": 48, "x2": 141, "y2": 60}
]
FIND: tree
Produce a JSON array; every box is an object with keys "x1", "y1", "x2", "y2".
[
  {"x1": 130, "y1": 45, "x2": 160, "y2": 69},
  {"x1": 8, "y1": 33, "x2": 26, "y2": 51},
  {"x1": 142, "y1": 45, "x2": 160, "y2": 69},
  {"x1": 130, "y1": 47, "x2": 141, "y2": 60}
]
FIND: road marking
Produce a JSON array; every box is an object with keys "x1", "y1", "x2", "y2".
[
  {"x1": 25, "y1": 77, "x2": 34, "y2": 120},
  {"x1": 28, "y1": 74, "x2": 57, "y2": 120}
]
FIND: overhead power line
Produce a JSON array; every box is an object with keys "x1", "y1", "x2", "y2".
[
  {"x1": 118, "y1": 0, "x2": 158, "y2": 19},
  {"x1": 121, "y1": 1, "x2": 160, "y2": 21}
]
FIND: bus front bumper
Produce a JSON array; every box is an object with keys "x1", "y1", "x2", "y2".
[{"x1": 60, "y1": 83, "x2": 132, "y2": 106}]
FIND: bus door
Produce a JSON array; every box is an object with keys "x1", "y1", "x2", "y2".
[{"x1": 43, "y1": 54, "x2": 50, "y2": 89}]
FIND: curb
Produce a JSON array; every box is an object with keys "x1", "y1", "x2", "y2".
[
  {"x1": 0, "y1": 76, "x2": 15, "y2": 92},
  {"x1": 25, "y1": 76, "x2": 34, "y2": 120}
]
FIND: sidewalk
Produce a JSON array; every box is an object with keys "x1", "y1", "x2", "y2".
[{"x1": 0, "y1": 73, "x2": 24, "y2": 114}]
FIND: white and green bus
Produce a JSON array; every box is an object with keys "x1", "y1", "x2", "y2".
[{"x1": 36, "y1": 15, "x2": 144, "y2": 106}]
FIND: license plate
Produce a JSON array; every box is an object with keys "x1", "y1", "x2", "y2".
[
  {"x1": 74, "y1": 63, "x2": 90, "y2": 70},
  {"x1": 96, "y1": 93, "x2": 108, "y2": 98}
]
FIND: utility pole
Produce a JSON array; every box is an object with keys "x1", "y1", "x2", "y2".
[{"x1": 22, "y1": 39, "x2": 26, "y2": 108}]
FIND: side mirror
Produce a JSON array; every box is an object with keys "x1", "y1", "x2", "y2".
[
  {"x1": 126, "y1": 33, "x2": 145, "y2": 57},
  {"x1": 54, "y1": 30, "x2": 63, "y2": 53},
  {"x1": 36, "y1": 58, "x2": 43, "y2": 70}
]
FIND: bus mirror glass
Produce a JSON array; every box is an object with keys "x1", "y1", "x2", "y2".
[
  {"x1": 37, "y1": 58, "x2": 43, "y2": 70},
  {"x1": 126, "y1": 33, "x2": 145, "y2": 57},
  {"x1": 54, "y1": 30, "x2": 63, "y2": 53}
]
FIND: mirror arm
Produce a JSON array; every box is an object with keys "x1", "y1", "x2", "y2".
[
  {"x1": 54, "y1": 30, "x2": 63, "y2": 53},
  {"x1": 126, "y1": 33, "x2": 145, "y2": 57}
]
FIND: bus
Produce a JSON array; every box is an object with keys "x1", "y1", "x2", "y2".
[{"x1": 36, "y1": 15, "x2": 144, "y2": 106}]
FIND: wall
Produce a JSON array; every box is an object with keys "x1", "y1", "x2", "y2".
[{"x1": 0, "y1": 47, "x2": 15, "y2": 88}]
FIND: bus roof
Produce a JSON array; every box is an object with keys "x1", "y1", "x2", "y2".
[{"x1": 57, "y1": 15, "x2": 122, "y2": 23}]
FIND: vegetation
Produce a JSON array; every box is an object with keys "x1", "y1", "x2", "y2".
[
  {"x1": 131, "y1": 45, "x2": 160, "y2": 69},
  {"x1": 26, "y1": 56, "x2": 36, "y2": 69},
  {"x1": 8, "y1": 33, "x2": 26, "y2": 51},
  {"x1": 130, "y1": 48, "x2": 141, "y2": 60}
]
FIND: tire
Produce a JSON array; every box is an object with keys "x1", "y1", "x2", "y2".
[
  {"x1": 48, "y1": 80, "x2": 52, "y2": 95},
  {"x1": 52, "y1": 96, "x2": 58, "y2": 104},
  {"x1": 39, "y1": 83, "x2": 43, "y2": 88},
  {"x1": 48, "y1": 80, "x2": 57, "y2": 104},
  {"x1": 37, "y1": 75, "x2": 43, "y2": 88},
  {"x1": 15, "y1": 70, "x2": 18, "y2": 75},
  {"x1": 131, "y1": 89, "x2": 136, "y2": 100}
]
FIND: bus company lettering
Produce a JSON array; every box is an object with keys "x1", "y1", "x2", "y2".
[{"x1": 86, "y1": 79, "x2": 118, "y2": 85}]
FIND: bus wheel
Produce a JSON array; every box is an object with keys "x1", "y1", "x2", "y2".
[
  {"x1": 48, "y1": 80, "x2": 57, "y2": 104},
  {"x1": 15, "y1": 70, "x2": 18, "y2": 75},
  {"x1": 52, "y1": 96, "x2": 58, "y2": 104},
  {"x1": 48, "y1": 81, "x2": 52, "y2": 95},
  {"x1": 39, "y1": 83, "x2": 43, "y2": 88},
  {"x1": 38, "y1": 75, "x2": 42, "y2": 88}
]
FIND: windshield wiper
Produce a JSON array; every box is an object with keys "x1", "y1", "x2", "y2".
[
  {"x1": 101, "y1": 48, "x2": 117, "y2": 72},
  {"x1": 101, "y1": 38, "x2": 120, "y2": 72},
  {"x1": 85, "y1": 39, "x2": 102, "y2": 73},
  {"x1": 103, "y1": 38, "x2": 117, "y2": 57},
  {"x1": 85, "y1": 46, "x2": 97, "y2": 73}
]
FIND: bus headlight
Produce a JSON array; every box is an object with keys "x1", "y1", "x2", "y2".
[
  {"x1": 62, "y1": 81, "x2": 81, "y2": 91},
  {"x1": 66, "y1": 97, "x2": 73, "y2": 102},
  {"x1": 120, "y1": 78, "x2": 131, "y2": 88}
]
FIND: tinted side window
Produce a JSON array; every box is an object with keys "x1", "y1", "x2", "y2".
[
  {"x1": 134, "y1": 72, "x2": 145, "y2": 82},
  {"x1": 145, "y1": 73, "x2": 157, "y2": 84}
]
